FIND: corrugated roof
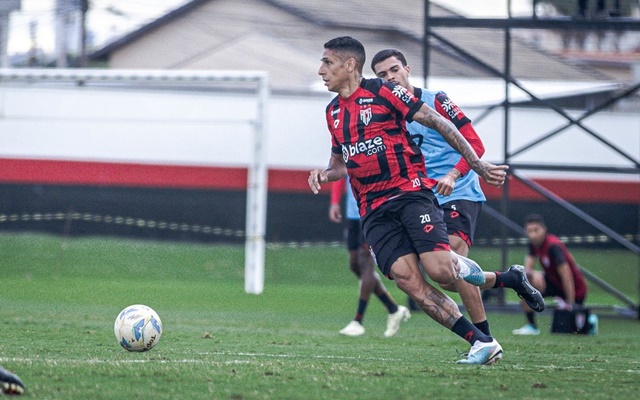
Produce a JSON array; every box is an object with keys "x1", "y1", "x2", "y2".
[{"x1": 90, "y1": 0, "x2": 612, "y2": 92}]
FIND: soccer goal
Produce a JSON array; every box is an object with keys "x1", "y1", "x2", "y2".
[{"x1": 0, "y1": 68, "x2": 270, "y2": 294}]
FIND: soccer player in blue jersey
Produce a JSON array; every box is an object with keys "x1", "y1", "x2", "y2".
[
  {"x1": 329, "y1": 177, "x2": 410, "y2": 337},
  {"x1": 370, "y1": 48, "x2": 545, "y2": 341},
  {"x1": 310, "y1": 36, "x2": 509, "y2": 364}
]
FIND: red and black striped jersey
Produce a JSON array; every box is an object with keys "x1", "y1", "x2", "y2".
[
  {"x1": 325, "y1": 78, "x2": 437, "y2": 218},
  {"x1": 528, "y1": 234, "x2": 588, "y2": 300}
]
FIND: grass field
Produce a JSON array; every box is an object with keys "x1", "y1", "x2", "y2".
[{"x1": 1, "y1": 233, "x2": 639, "y2": 399}]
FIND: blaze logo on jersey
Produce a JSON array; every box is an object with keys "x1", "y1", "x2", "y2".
[
  {"x1": 360, "y1": 107, "x2": 372, "y2": 125},
  {"x1": 341, "y1": 136, "x2": 386, "y2": 162}
]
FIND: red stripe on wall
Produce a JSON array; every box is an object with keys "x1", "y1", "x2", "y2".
[
  {"x1": 0, "y1": 158, "x2": 248, "y2": 190},
  {"x1": 0, "y1": 158, "x2": 638, "y2": 203},
  {"x1": 481, "y1": 177, "x2": 640, "y2": 204}
]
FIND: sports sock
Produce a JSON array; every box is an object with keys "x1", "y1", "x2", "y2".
[
  {"x1": 355, "y1": 299, "x2": 369, "y2": 323},
  {"x1": 526, "y1": 311, "x2": 537, "y2": 328},
  {"x1": 492, "y1": 269, "x2": 518, "y2": 289},
  {"x1": 451, "y1": 316, "x2": 491, "y2": 344},
  {"x1": 474, "y1": 319, "x2": 491, "y2": 336},
  {"x1": 376, "y1": 292, "x2": 398, "y2": 314}
]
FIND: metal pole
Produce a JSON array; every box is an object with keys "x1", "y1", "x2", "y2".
[
  {"x1": 498, "y1": 0, "x2": 513, "y2": 306},
  {"x1": 0, "y1": 13, "x2": 8, "y2": 68},
  {"x1": 423, "y1": 0, "x2": 430, "y2": 89}
]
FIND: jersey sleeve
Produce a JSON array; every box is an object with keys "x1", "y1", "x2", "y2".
[
  {"x1": 330, "y1": 178, "x2": 345, "y2": 206},
  {"x1": 326, "y1": 102, "x2": 343, "y2": 155},
  {"x1": 548, "y1": 244, "x2": 568, "y2": 267},
  {"x1": 434, "y1": 91, "x2": 484, "y2": 176},
  {"x1": 380, "y1": 81, "x2": 424, "y2": 122}
]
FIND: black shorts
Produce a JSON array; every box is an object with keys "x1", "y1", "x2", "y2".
[
  {"x1": 345, "y1": 218, "x2": 365, "y2": 251},
  {"x1": 361, "y1": 190, "x2": 450, "y2": 278},
  {"x1": 439, "y1": 199, "x2": 482, "y2": 247},
  {"x1": 542, "y1": 274, "x2": 586, "y2": 304}
]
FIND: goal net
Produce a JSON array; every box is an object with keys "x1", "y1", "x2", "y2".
[{"x1": 0, "y1": 68, "x2": 269, "y2": 294}]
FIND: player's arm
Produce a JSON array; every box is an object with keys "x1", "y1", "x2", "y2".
[
  {"x1": 309, "y1": 152, "x2": 347, "y2": 194},
  {"x1": 557, "y1": 262, "x2": 576, "y2": 306},
  {"x1": 328, "y1": 178, "x2": 345, "y2": 223},
  {"x1": 411, "y1": 103, "x2": 506, "y2": 187},
  {"x1": 523, "y1": 254, "x2": 536, "y2": 273},
  {"x1": 434, "y1": 123, "x2": 485, "y2": 196},
  {"x1": 549, "y1": 245, "x2": 575, "y2": 305}
]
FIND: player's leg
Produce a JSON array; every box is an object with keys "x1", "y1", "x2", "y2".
[
  {"x1": 340, "y1": 218, "x2": 409, "y2": 337},
  {"x1": 438, "y1": 200, "x2": 491, "y2": 335},
  {"x1": 380, "y1": 192, "x2": 501, "y2": 364},
  {"x1": 339, "y1": 220, "x2": 369, "y2": 336},
  {"x1": 512, "y1": 270, "x2": 547, "y2": 335},
  {"x1": 482, "y1": 263, "x2": 545, "y2": 312},
  {"x1": 356, "y1": 243, "x2": 411, "y2": 337},
  {"x1": 352, "y1": 217, "x2": 410, "y2": 337},
  {"x1": 391, "y1": 251, "x2": 502, "y2": 365}
]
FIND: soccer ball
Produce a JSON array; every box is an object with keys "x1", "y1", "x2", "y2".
[{"x1": 114, "y1": 304, "x2": 163, "y2": 352}]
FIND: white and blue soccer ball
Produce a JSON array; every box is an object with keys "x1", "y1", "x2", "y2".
[{"x1": 114, "y1": 304, "x2": 163, "y2": 352}]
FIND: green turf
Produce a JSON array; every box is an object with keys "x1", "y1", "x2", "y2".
[{"x1": 0, "y1": 233, "x2": 639, "y2": 399}]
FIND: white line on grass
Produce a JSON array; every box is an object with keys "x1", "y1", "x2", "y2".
[{"x1": 0, "y1": 351, "x2": 405, "y2": 365}]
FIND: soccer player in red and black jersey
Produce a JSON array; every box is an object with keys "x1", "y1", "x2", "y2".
[
  {"x1": 513, "y1": 214, "x2": 589, "y2": 335},
  {"x1": 309, "y1": 36, "x2": 508, "y2": 365},
  {"x1": 371, "y1": 48, "x2": 546, "y2": 348}
]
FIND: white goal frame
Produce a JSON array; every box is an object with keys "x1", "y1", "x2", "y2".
[{"x1": 0, "y1": 68, "x2": 270, "y2": 295}]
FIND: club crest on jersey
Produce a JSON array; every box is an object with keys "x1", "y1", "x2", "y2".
[{"x1": 360, "y1": 107, "x2": 372, "y2": 126}]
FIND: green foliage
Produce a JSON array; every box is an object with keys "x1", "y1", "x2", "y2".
[{"x1": 0, "y1": 233, "x2": 638, "y2": 399}]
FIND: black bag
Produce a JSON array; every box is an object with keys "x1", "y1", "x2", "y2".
[{"x1": 551, "y1": 308, "x2": 592, "y2": 334}]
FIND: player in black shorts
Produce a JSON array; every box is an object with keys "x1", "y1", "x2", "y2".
[
  {"x1": 329, "y1": 178, "x2": 410, "y2": 337},
  {"x1": 371, "y1": 48, "x2": 544, "y2": 345}
]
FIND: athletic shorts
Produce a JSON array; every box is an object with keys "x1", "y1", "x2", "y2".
[
  {"x1": 542, "y1": 274, "x2": 586, "y2": 304},
  {"x1": 345, "y1": 218, "x2": 364, "y2": 251},
  {"x1": 439, "y1": 199, "x2": 483, "y2": 247},
  {"x1": 361, "y1": 190, "x2": 450, "y2": 278}
]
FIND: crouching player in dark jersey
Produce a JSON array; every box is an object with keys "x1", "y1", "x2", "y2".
[
  {"x1": 310, "y1": 36, "x2": 509, "y2": 365},
  {"x1": 513, "y1": 214, "x2": 591, "y2": 335},
  {"x1": 370, "y1": 49, "x2": 545, "y2": 351}
]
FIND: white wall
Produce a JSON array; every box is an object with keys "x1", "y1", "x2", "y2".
[{"x1": 0, "y1": 85, "x2": 637, "y2": 181}]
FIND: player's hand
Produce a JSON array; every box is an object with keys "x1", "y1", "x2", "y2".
[
  {"x1": 477, "y1": 161, "x2": 508, "y2": 187},
  {"x1": 308, "y1": 169, "x2": 328, "y2": 194},
  {"x1": 435, "y1": 172, "x2": 458, "y2": 196},
  {"x1": 554, "y1": 297, "x2": 573, "y2": 311},
  {"x1": 329, "y1": 204, "x2": 342, "y2": 223}
]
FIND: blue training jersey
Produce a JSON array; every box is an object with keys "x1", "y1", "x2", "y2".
[
  {"x1": 406, "y1": 88, "x2": 486, "y2": 205},
  {"x1": 344, "y1": 177, "x2": 360, "y2": 221}
]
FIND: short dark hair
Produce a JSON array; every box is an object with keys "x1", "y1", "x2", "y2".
[
  {"x1": 524, "y1": 213, "x2": 546, "y2": 226},
  {"x1": 324, "y1": 36, "x2": 365, "y2": 74},
  {"x1": 371, "y1": 48, "x2": 408, "y2": 72}
]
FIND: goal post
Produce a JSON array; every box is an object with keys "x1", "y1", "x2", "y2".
[
  {"x1": 244, "y1": 72, "x2": 270, "y2": 295},
  {"x1": 0, "y1": 68, "x2": 270, "y2": 295}
]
